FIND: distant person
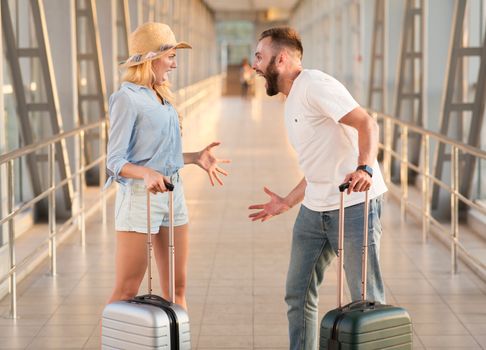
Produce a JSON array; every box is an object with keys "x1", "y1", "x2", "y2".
[
  {"x1": 105, "y1": 22, "x2": 230, "y2": 310},
  {"x1": 239, "y1": 57, "x2": 253, "y2": 97},
  {"x1": 248, "y1": 27, "x2": 387, "y2": 349}
]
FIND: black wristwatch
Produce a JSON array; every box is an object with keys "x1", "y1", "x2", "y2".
[{"x1": 356, "y1": 165, "x2": 373, "y2": 178}]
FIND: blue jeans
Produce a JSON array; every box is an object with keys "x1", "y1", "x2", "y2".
[{"x1": 285, "y1": 196, "x2": 385, "y2": 350}]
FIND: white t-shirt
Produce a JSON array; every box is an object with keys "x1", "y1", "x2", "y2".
[{"x1": 284, "y1": 69, "x2": 387, "y2": 211}]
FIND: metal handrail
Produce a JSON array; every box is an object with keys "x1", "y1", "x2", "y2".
[
  {"x1": 0, "y1": 73, "x2": 224, "y2": 319},
  {"x1": 374, "y1": 111, "x2": 486, "y2": 159},
  {"x1": 0, "y1": 121, "x2": 104, "y2": 226},
  {"x1": 370, "y1": 110, "x2": 486, "y2": 279},
  {"x1": 0, "y1": 120, "x2": 107, "y2": 319},
  {"x1": 177, "y1": 75, "x2": 223, "y2": 111},
  {"x1": 0, "y1": 121, "x2": 101, "y2": 164}
]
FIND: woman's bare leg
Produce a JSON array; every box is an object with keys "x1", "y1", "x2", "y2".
[{"x1": 107, "y1": 231, "x2": 148, "y2": 303}]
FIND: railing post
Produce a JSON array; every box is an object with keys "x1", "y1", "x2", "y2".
[
  {"x1": 451, "y1": 145, "x2": 459, "y2": 274},
  {"x1": 100, "y1": 120, "x2": 107, "y2": 225},
  {"x1": 79, "y1": 130, "x2": 86, "y2": 247},
  {"x1": 74, "y1": 131, "x2": 80, "y2": 231},
  {"x1": 383, "y1": 117, "x2": 392, "y2": 184},
  {"x1": 48, "y1": 142, "x2": 57, "y2": 276},
  {"x1": 422, "y1": 135, "x2": 430, "y2": 243},
  {"x1": 7, "y1": 160, "x2": 17, "y2": 319},
  {"x1": 400, "y1": 126, "x2": 409, "y2": 222}
]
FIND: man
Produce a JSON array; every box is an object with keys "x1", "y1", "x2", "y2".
[{"x1": 248, "y1": 27, "x2": 388, "y2": 350}]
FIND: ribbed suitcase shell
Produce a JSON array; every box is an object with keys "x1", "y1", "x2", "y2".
[
  {"x1": 102, "y1": 295, "x2": 190, "y2": 349},
  {"x1": 320, "y1": 301, "x2": 412, "y2": 349}
]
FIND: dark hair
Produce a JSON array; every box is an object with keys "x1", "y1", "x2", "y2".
[{"x1": 259, "y1": 27, "x2": 303, "y2": 58}]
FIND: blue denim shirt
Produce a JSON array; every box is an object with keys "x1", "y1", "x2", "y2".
[{"x1": 105, "y1": 82, "x2": 184, "y2": 187}]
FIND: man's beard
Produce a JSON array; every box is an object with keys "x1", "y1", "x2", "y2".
[{"x1": 264, "y1": 56, "x2": 279, "y2": 96}]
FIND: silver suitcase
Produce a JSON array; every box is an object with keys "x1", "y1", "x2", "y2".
[{"x1": 102, "y1": 182, "x2": 191, "y2": 349}]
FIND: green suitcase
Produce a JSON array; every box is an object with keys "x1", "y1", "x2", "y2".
[
  {"x1": 319, "y1": 184, "x2": 412, "y2": 349},
  {"x1": 320, "y1": 301, "x2": 412, "y2": 349}
]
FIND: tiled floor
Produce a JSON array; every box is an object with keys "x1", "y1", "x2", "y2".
[{"x1": 1, "y1": 96, "x2": 486, "y2": 349}]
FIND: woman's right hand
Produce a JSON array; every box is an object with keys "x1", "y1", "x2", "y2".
[{"x1": 143, "y1": 168, "x2": 170, "y2": 194}]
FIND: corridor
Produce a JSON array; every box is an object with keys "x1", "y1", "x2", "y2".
[{"x1": 1, "y1": 96, "x2": 485, "y2": 349}]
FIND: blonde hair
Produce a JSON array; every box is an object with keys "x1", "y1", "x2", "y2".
[{"x1": 122, "y1": 60, "x2": 183, "y2": 130}]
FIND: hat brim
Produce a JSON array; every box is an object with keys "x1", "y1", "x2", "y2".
[
  {"x1": 120, "y1": 41, "x2": 192, "y2": 68},
  {"x1": 174, "y1": 41, "x2": 192, "y2": 49}
]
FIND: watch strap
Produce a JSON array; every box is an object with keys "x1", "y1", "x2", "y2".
[{"x1": 356, "y1": 165, "x2": 373, "y2": 178}]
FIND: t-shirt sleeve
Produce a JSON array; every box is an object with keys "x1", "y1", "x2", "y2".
[{"x1": 305, "y1": 78, "x2": 360, "y2": 123}]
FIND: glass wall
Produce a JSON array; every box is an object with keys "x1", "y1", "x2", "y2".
[
  {"x1": 290, "y1": 0, "x2": 363, "y2": 101},
  {"x1": 0, "y1": 0, "x2": 220, "y2": 227},
  {"x1": 290, "y1": 0, "x2": 486, "y2": 202},
  {"x1": 216, "y1": 20, "x2": 254, "y2": 67}
]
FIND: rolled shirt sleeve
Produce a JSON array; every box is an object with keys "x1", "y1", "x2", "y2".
[{"x1": 106, "y1": 90, "x2": 137, "y2": 183}]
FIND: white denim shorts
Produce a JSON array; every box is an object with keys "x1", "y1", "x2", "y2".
[{"x1": 114, "y1": 172, "x2": 189, "y2": 233}]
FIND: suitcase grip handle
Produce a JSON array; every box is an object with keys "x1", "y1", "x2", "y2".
[
  {"x1": 132, "y1": 294, "x2": 172, "y2": 307},
  {"x1": 342, "y1": 300, "x2": 377, "y2": 311},
  {"x1": 339, "y1": 182, "x2": 350, "y2": 192},
  {"x1": 164, "y1": 180, "x2": 174, "y2": 191}
]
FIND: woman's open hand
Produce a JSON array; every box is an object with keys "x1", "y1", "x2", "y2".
[{"x1": 196, "y1": 141, "x2": 231, "y2": 186}]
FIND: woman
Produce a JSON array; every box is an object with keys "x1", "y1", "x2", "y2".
[
  {"x1": 239, "y1": 57, "x2": 253, "y2": 97},
  {"x1": 106, "y1": 22, "x2": 229, "y2": 310}
]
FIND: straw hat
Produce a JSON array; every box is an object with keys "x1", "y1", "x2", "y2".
[{"x1": 121, "y1": 22, "x2": 191, "y2": 67}]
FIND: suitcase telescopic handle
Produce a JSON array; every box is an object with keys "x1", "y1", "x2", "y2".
[
  {"x1": 146, "y1": 180, "x2": 174, "y2": 300},
  {"x1": 337, "y1": 182, "x2": 369, "y2": 308}
]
